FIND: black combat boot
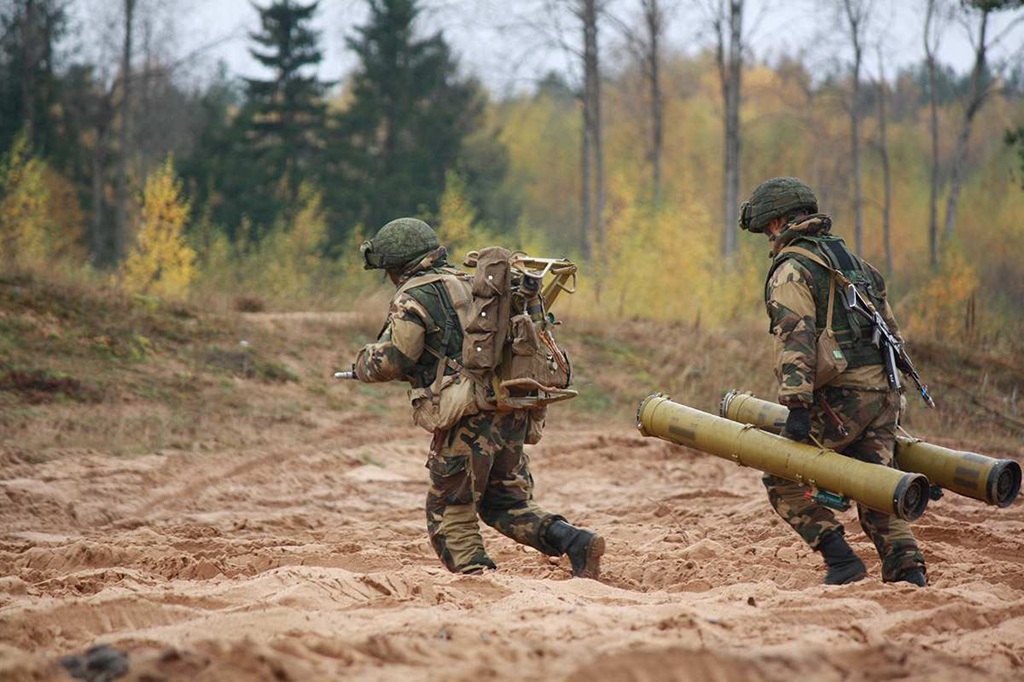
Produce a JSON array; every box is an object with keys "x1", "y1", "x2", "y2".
[
  {"x1": 895, "y1": 568, "x2": 927, "y2": 587},
  {"x1": 818, "y1": 532, "x2": 867, "y2": 585},
  {"x1": 545, "y1": 520, "x2": 605, "y2": 580}
]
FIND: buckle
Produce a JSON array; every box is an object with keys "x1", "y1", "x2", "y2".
[{"x1": 360, "y1": 240, "x2": 380, "y2": 269}]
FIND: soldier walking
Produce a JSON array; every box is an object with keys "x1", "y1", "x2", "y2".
[
  {"x1": 739, "y1": 177, "x2": 927, "y2": 587},
  {"x1": 350, "y1": 217, "x2": 604, "y2": 579}
]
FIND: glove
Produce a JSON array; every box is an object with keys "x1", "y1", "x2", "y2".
[{"x1": 784, "y1": 406, "x2": 811, "y2": 443}]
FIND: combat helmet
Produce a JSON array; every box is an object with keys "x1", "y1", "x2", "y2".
[
  {"x1": 360, "y1": 217, "x2": 440, "y2": 270},
  {"x1": 738, "y1": 177, "x2": 818, "y2": 233}
]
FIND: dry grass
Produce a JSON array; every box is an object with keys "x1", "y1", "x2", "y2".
[{"x1": 2, "y1": 272, "x2": 1021, "y2": 461}]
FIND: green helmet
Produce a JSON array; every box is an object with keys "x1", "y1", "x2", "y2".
[
  {"x1": 738, "y1": 177, "x2": 818, "y2": 233},
  {"x1": 360, "y1": 217, "x2": 440, "y2": 270}
]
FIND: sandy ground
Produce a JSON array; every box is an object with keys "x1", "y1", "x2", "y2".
[{"x1": 2, "y1": 397, "x2": 1024, "y2": 681}]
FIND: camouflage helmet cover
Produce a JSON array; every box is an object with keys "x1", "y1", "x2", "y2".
[
  {"x1": 360, "y1": 217, "x2": 440, "y2": 270},
  {"x1": 738, "y1": 177, "x2": 818, "y2": 233}
]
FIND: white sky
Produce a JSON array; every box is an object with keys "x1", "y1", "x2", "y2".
[{"x1": 168, "y1": 0, "x2": 1024, "y2": 95}]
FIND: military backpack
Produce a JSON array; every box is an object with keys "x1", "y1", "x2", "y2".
[{"x1": 400, "y1": 247, "x2": 577, "y2": 438}]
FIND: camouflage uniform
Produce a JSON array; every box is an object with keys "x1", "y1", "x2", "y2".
[
  {"x1": 762, "y1": 216, "x2": 926, "y2": 582},
  {"x1": 355, "y1": 250, "x2": 566, "y2": 574}
]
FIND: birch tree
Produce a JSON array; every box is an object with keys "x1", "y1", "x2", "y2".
[
  {"x1": 712, "y1": 0, "x2": 744, "y2": 260},
  {"x1": 942, "y1": 0, "x2": 1024, "y2": 243},
  {"x1": 838, "y1": 0, "x2": 872, "y2": 255},
  {"x1": 614, "y1": 0, "x2": 670, "y2": 207},
  {"x1": 923, "y1": 0, "x2": 947, "y2": 269}
]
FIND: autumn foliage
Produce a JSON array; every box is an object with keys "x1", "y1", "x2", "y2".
[
  {"x1": 121, "y1": 158, "x2": 196, "y2": 300},
  {"x1": 0, "y1": 133, "x2": 83, "y2": 271}
]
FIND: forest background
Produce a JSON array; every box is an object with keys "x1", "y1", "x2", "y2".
[{"x1": 1, "y1": 0, "x2": 1023, "y2": 344}]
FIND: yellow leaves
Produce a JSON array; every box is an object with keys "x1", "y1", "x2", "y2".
[
  {"x1": 498, "y1": 95, "x2": 581, "y2": 252},
  {"x1": 121, "y1": 157, "x2": 196, "y2": 300},
  {"x1": 900, "y1": 250, "x2": 979, "y2": 339},
  {"x1": 437, "y1": 170, "x2": 476, "y2": 262},
  {"x1": 0, "y1": 132, "x2": 83, "y2": 270},
  {"x1": 191, "y1": 182, "x2": 339, "y2": 309},
  {"x1": 567, "y1": 176, "x2": 761, "y2": 325},
  {"x1": 253, "y1": 183, "x2": 329, "y2": 301}
]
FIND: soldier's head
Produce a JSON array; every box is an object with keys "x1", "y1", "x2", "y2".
[
  {"x1": 738, "y1": 177, "x2": 818, "y2": 241},
  {"x1": 360, "y1": 217, "x2": 441, "y2": 283}
]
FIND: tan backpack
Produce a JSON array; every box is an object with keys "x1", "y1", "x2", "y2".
[
  {"x1": 461, "y1": 247, "x2": 577, "y2": 411},
  {"x1": 403, "y1": 248, "x2": 577, "y2": 438}
]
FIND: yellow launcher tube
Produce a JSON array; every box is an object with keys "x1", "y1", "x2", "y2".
[
  {"x1": 719, "y1": 390, "x2": 1022, "y2": 508},
  {"x1": 637, "y1": 393, "x2": 929, "y2": 521}
]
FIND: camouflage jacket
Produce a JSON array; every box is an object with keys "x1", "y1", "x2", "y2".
[
  {"x1": 765, "y1": 215, "x2": 901, "y2": 407},
  {"x1": 355, "y1": 249, "x2": 471, "y2": 388}
]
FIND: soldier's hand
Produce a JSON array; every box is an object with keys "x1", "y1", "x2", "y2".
[{"x1": 783, "y1": 406, "x2": 811, "y2": 443}]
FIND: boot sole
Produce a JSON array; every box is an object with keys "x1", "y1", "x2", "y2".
[
  {"x1": 576, "y1": 535, "x2": 606, "y2": 580},
  {"x1": 825, "y1": 567, "x2": 867, "y2": 585}
]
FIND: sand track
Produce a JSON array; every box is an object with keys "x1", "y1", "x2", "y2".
[{"x1": 2, "y1": 414, "x2": 1023, "y2": 681}]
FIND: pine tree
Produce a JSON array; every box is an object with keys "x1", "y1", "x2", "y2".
[
  {"x1": 178, "y1": 65, "x2": 253, "y2": 240},
  {"x1": 0, "y1": 0, "x2": 69, "y2": 157},
  {"x1": 326, "y1": 0, "x2": 484, "y2": 241},
  {"x1": 242, "y1": 0, "x2": 328, "y2": 228}
]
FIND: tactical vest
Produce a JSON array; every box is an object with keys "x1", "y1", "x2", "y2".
[
  {"x1": 766, "y1": 234, "x2": 886, "y2": 370},
  {"x1": 396, "y1": 266, "x2": 473, "y2": 390}
]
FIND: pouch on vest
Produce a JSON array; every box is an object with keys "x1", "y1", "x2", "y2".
[
  {"x1": 525, "y1": 405, "x2": 548, "y2": 445},
  {"x1": 814, "y1": 274, "x2": 848, "y2": 388},
  {"x1": 408, "y1": 371, "x2": 480, "y2": 433}
]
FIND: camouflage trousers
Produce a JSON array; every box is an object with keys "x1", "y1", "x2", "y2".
[
  {"x1": 763, "y1": 386, "x2": 926, "y2": 582},
  {"x1": 425, "y1": 409, "x2": 561, "y2": 574}
]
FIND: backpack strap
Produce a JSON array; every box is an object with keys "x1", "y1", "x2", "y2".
[{"x1": 424, "y1": 305, "x2": 457, "y2": 402}]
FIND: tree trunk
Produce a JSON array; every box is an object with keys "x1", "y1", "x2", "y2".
[
  {"x1": 580, "y1": 0, "x2": 604, "y2": 261},
  {"x1": 943, "y1": 8, "x2": 990, "y2": 244},
  {"x1": 115, "y1": 0, "x2": 136, "y2": 263},
  {"x1": 580, "y1": 89, "x2": 592, "y2": 261},
  {"x1": 20, "y1": 0, "x2": 38, "y2": 145},
  {"x1": 91, "y1": 113, "x2": 109, "y2": 264},
  {"x1": 641, "y1": 0, "x2": 664, "y2": 207},
  {"x1": 717, "y1": 0, "x2": 743, "y2": 259},
  {"x1": 924, "y1": 0, "x2": 940, "y2": 269},
  {"x1": 842, "y1": 0, "x2": 864, "y2": 255},
  {"x1": 876, "y1": 71, "x2": 893, "y2": 276}
]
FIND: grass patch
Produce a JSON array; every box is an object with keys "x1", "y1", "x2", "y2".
[{"x1": 0, "y1": 366, "x2": 102, "y2": 404}]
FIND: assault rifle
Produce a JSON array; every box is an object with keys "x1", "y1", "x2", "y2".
[{"x1": 839, "y1": 277, "x2": 935, "y2": 408}]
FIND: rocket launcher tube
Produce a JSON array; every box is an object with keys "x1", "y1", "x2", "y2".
[
  {"x1": 637, "y1": 393, "x2": 929, "y2": 521},
  {"x1": 719, "y1": 390, "x2": 1022, "y2": 508}
]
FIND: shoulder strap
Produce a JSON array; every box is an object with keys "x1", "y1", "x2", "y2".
[
  {"x1": 776, "y1": 245, "x2": 837, "y2": 334},
  {"x1": 776, "y1": 244, "x2": 833, "y2": 272}
]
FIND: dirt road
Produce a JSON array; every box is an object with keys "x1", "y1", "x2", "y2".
[{"x1": 3, "y1": 398, "x2": 1024, "y2": 681}]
